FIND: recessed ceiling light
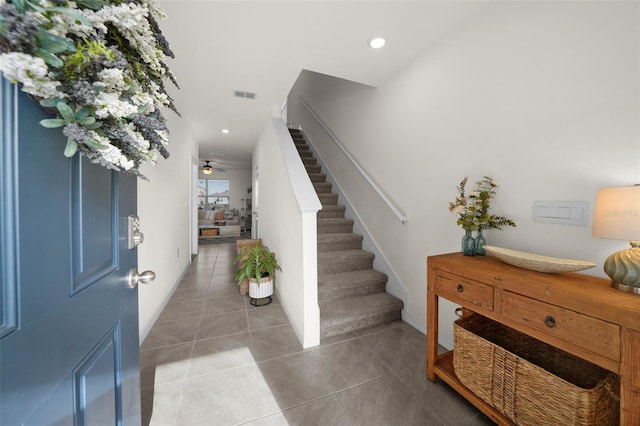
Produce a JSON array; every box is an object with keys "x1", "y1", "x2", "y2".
[
  {"x1": 221, "y1": 129, "x2": 230, "y2": 134},
  {"x1": 368, "y1": 36, "x2": 386, "y2": 49}
]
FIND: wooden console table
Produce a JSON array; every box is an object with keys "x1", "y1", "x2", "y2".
[{"x1": 426, "y1": 252, "x2": 640, "y2": 425}]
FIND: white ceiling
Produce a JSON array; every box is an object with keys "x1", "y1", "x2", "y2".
[{"x1": 158, "y1": 1, "x2": 486, "y2": 169}]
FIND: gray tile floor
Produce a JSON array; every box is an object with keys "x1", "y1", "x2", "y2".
[{"x1": 141, "y1": 243, "x2": 492, "y2": 426}]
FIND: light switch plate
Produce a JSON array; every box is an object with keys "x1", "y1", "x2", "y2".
[{"x1": 534, "y1": 201, "x2": 589, "y2": 226}]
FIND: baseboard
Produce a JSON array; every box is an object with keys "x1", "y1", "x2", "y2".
[
  {"x1": 439, "y1": 335, "x2": 454, "y2": 351},
  {"x1": 402, "y1": 310, "x2": 426, "y2": 335},
  {"x1": 402, "y1": 310, "x2": 453, "y2": 350},
  {"x1": 138, "y1": 264, "x2": 189, "y2": 345}
]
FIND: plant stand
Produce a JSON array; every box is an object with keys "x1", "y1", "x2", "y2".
[{"x1": 249, "y1": 296, "x2": 272, "y2": 307}]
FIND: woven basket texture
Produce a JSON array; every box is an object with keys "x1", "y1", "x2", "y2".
[{"x1": 454, "y1": 314, "x2": 619, "y2": 425}]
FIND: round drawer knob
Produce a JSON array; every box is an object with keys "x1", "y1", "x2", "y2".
[
  {"x1": 544, "y1": 316, "x2": 556, "y2": 328},
  {"x1": 457, "y1": 284, "x2": 464, "y2": 292}
]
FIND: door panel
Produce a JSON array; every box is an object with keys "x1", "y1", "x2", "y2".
[
  {"x1": 73, "y1": 324, "x2": 121, "y2": 426},
  {"x1": 1, "y1": 78, "x2": 141, "y2": 424},
  {"x1": 71, "y1": 160, "x2": 118, "y2": 293}
]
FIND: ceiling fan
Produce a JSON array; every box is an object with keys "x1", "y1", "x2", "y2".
[{"x1": 201, "y1": 160, "x2": 226, "y2": 175}]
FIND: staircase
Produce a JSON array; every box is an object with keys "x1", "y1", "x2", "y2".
[{"x1": 289, "y1": 129, "x2": 404, "y2": 339}]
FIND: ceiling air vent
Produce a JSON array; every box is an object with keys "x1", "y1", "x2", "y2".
[{"x1": 233, "y1": 90, "x2": 257, "y2": 100}]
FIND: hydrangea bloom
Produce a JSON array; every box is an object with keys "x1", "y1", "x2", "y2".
[
  {"x1": 0, "y1": 52, "x2": 62, "y2": 98},
  {"x1": 0, "y1": 0, "x2": 178, "y2": 177}
]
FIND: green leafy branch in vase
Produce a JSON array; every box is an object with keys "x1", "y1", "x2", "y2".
[{"x1": 448, "y1": 176, "x2": 516, "y2": 231}]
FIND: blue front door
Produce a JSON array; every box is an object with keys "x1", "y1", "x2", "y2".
[{"x1": 1, "y1": 79, "x2": 141, "y2": 424}]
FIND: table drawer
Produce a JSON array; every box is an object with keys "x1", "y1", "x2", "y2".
[
  {"x1": 500, "y1": 291, "x2": 620, "y2": 361},
  {"x1": 434, "y1": 270, "x2": 494, "y2": 311}
]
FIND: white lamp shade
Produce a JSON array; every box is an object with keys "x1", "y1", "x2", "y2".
[{"x1": 592, "y1": 185, "x2": 640, "y2": 241}]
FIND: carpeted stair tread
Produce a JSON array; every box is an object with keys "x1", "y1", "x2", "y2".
[
  {"x1": 306, "y1": 164, "x2": 322, "y2": 173},
  {"x1": 318, "y1": 250, "x2": 374, "y2": 274},
  {"x1": 317, "y1": 233, "x2": 362, "y2": 252},
  {"x1": 318, "y1": 269, "x2": 388, "y2": 302},
  {"x1": 318, "y1": 204, "x2": 346, "y2": 218},
  {"x1": 302, "y1": 157, "x2": 317, "y2": 165},
  {"x1": 317, "y1": 218, "x2": 354, "y2": 234},
  {"x1": 308, "y1": 172, "x2": 327, "y2": 183},
  {"x1": 319, "y1": 293, "x2": 403, "y2": 338},
  {"x1": 318, "y1": 193, "x2": 338, "y2": 206},
  {"x1": 313, "y1": 182, "x2": 332, "y2": 193}
]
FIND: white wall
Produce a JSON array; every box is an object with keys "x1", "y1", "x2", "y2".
[
  {"x1": 253, "y1": 117, "x2": 322, "y2": 348},
  {"x1": 288, "y1": 1, "x2": 640, "y2": 348},
  {"x1": 198, "y1": 167, "x2": 252, "y2": 212},
  {"x1": 137, "y1": 111, "x2": 199, "y2": 342}
]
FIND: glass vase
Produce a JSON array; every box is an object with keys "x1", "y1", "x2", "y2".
[
  {"x1": 475, "y1": 229, "x2": 486, "y2": 256},
  {"x1": 461, "y1": 230, "x2": 475, "y2": 256}
]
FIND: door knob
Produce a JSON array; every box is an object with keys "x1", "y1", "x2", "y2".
[{"x1": 127, "y1": 268, "x2": 156, "y2": 288}]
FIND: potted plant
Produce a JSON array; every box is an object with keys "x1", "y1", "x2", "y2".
[{"x1": 234, "y1": 242, "x2": 281, "y2": 306}]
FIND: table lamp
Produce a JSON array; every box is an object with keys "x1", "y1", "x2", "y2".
[{"x1": 592, "y1": 185, "x2": 640, "y2": 293}]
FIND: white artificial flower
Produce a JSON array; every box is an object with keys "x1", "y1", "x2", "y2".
[
  {"x1": 0, "y1": 52, "x2": 47, "y2": 81},
  {"x1": 92, "y1": 3, "x2": 166, "y2": 75},
  {"x1": 46, "y1": 6, "x2": 89, "y2": 38},
  {"x1": 147, "y1": 81, "x2": 169, "y2": 107},
  {"x1": 130, "y1": 91, "x2": 154, "y2": 111},
  {"x1": 0, "y1": 52, "x2": 63, "y2": 99},
  {"x1": 89, "y1": 132, "x2": 135, "y2": 170},
  {"x1": 94, "y1": 92, "x2": 138, "y2": 119},
  {"x1": 144, "y1": 0, "x2": 168, "y2": 20},
  {"x1": 155, "y1": 130, "x2": 169, "y2": 145},
  {"x1": 101, "y1": 145, "x2": 135, "y2": 170},
  {"x1": 123, "y1": 123, "x2": 151, "y2": 151},
  {"x1": 96, "y1": 68, "x2": 129, "y2": 92}
]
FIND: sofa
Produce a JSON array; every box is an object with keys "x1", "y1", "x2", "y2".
[{"x1": 198, "y1": 208, "x2": 241, "y2": 237}]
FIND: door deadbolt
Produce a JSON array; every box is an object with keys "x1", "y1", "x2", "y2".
[{"x1": 127, "y1": 215, "x2": 144, "y2": 249}]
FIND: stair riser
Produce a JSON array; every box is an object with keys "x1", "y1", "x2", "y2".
[
  {"x1": 320, "y1": 311, "x2": 402, "y2": 338},
  {"x1": 308, "y1": 173, "x2": 326, "y2": 182},
  {"x1": 318, "y1": 281, "x2": 385, "y2": 302},
  {"x1": 298, "y1": 151, "x2": 313, "y2": 158},
  {"x1": 302, "y1": 158, "x2": 317, "y2": 165},
  {"x1": 317, "y1": 210, "x2": 345, "y2": 219},
  {"x1": 306, "y1": 165, "x2": 322, "y2": 174},
  {"x1": 318, "y1": 194, "x2": 338, "y2": 205},
  {"x1": 314, "y1": 184, "x2": 332, "y2": 193},
  {"x1": 317, "y1": 222, "x2": 353, "y2": 234},
  {"x1": 318, "y1": 255, "x2": 373, "y2": 274},
  {"x1": 317, "y1": 239, "x2": 361, "y2": 252}
]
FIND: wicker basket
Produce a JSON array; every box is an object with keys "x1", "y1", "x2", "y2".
[
  {"x1": 201, "y1": 228, "x2": 219, "y2": 236},
  {"x1": 453, "y1": 314, "x2": 619, "y2": 425},
  {"x1": 235, "y1": 239, "x2": 261, "y2": 295}
]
